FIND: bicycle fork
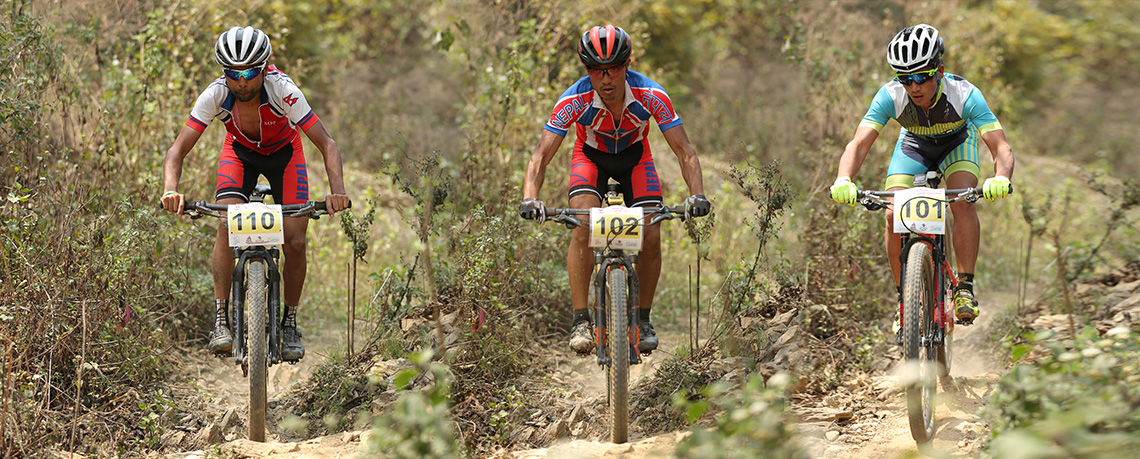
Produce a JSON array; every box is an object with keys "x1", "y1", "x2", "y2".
[
  {"x1": 899, "y1": 235, "x2": 949, "y2": 347},
  {"x1": 592, "y1": 253, "x2": 643, "y2": 367},
  {"x1": 230, "y1": 247, "x2": 283, "y2": 369}
]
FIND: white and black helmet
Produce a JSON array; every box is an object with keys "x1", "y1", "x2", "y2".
[
  {"x1": 886, "y1": 24, "x2": 944, "y2": 73},
  {"x1": 214, "y1": 26, "x2": 271, "y2": 68}
]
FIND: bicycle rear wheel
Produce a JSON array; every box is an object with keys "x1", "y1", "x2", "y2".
[
  {"x1": 246, "y1": 261, "x2": 268, "y2": 442},
  {"x1": 606, "y1": 267, "x2": 629, "y2": 444},
  {"x1": 902, "y1": 243, "x2": 936, "y2": 443}
]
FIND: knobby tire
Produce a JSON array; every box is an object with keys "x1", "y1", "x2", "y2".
[
  {"x1": 903, "y1": 243, "x2": 936, "y2": 443},
  {"x1": 606, "y1": 268, "x2": 629, "y2": 444},
  {"x1": 247, "y1": 261, "x2": 268, "y2": 442}
]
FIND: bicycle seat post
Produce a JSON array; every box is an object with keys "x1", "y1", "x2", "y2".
[{"x1": 606, "y1": 180, "x2": 622, "y2": 206}]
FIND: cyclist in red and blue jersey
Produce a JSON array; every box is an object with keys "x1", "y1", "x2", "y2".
[
  {"x1": 520, "y1": 25, "x2": 711, "y2": 354},
  {"x1": 829, "y1": 24, "x2": 1016, "y2": 336},
  {"x1": 159, "y1": 26, "x2": 351, "y2": 360}
]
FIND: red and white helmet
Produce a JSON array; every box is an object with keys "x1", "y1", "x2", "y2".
[{"x1": 886, "y1": 24, "x2": 944, "y2": 72}]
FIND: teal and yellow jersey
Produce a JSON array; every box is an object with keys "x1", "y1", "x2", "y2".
[{"x1": 859, "y1": 73, "x2": 1001, "y2": 143}]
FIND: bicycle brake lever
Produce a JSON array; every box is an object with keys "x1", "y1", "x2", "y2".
[
  {"x1": 962, "y1": 187, "x2": 980, "y2": 203},
  {"x1": 859, "y1": 198, "x2": 885, "y2": 211}
]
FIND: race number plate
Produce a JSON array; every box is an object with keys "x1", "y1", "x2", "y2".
[
  {"x1": 589, "y1": 206, "x2": 644, "y2": 250},
  {"x1": 227, "y1": 203, "x2": 284, "y2": 247},
  {"x1": 893, "y1": 187, "x2": 946, "y2": 234}
]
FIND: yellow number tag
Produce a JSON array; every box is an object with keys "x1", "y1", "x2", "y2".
[
  {"x1": 893, "y1": 187, "x2": 946, "y2": 234},
  {"x1": 227, "y1": 203, "x2": 284, "y2": 247},
  {"x1": 589, "y1": 206, "x2": 644, "y2": 250}
]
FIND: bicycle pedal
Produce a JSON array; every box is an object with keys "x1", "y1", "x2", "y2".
[
  {"x1": 955, "y1": 318, "x2": 975, "y2": 326},
  {"x1": 639, "y1": 349, "x2": 653, "y2": 356},
  {"x1": 212, "y1": 351, "x2": 232, "y2": 359}
]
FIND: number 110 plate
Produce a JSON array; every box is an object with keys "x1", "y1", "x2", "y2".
[
  {"x1": 590, "y1": 206, "x2": 644, "y2": 250},
  {"x1": 227, "y1": 203, "x2": 285, "y2": 247}
]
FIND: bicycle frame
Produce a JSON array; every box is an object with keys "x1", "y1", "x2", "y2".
[
  {"x1": 542, "y1": 203, "x2": 685, "y2": 368},
  {"x1": 898, "y1": 231, "x2": 955, "y2": 345},
  {"x1": 173, "y1": 188, "x2": 336, "y2": 369}
]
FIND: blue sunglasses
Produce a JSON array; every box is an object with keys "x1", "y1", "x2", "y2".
[
  {"x1": 895, "y1": 69, "x2": 938, "y2": 86},
  {"x1": 224, "y1": 65, "x2": 266, "y2": 81}
]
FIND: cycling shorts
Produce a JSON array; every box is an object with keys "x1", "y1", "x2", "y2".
[
  {"x1": 215, "y1": 134, "x2": 309, "y2": 205},
  {"x1": 884, "y1": 123, "x2": 981, "y2": 189},
  {"x1": 568, "y1": 141, "x2": 663, "y2": 207}
]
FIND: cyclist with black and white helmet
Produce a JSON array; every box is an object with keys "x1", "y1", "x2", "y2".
[
  {"x1": 159, "y1": 26, "x2": 351, "y2": 360},
  {"x1": 829, "y1": 24, "x2": 1015, "y2": 337},
  {"x1": 520, "y1": 25, "x2": 710, "y2": 355}
]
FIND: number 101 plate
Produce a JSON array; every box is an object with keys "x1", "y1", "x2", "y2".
[
  {"x1": 590, "y1": 206, "x2": 644, "y2": 250},
  {"x1": 228, "y1": 203, "x2": 284, "y2": 247},
  {"x1": 893, "y1": 187, "x2": 946, "y2": 234}
]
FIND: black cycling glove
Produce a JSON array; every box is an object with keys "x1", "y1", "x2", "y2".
[
  {"x1": 684, "y1": 194, "x2": 711, "y2": 219},
  {"x1": 519, "y1": 198, "x2": 546, "y2": 221}
]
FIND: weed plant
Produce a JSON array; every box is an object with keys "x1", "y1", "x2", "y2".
[{"x1": 983, "y1": 327, "x2": 1140, "y2": 458}]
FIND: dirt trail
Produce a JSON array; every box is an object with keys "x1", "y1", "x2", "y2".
[
  {"x1": 802, "y1": 299, "x2": 1007, "y2": 459},
  {"x1": 167, "y1": 322, "x2": 369, "y2": 458},
  {"x1": 168, "y1": 298, "x2": 1009, "y2": 458}
]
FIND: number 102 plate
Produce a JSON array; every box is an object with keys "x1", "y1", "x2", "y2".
[
  {"x1": 590, "y1": 206, "x2": 644, "y2": 250},
  {"x1": 228, "y1": 203, "x2": 284, "y2": 247}
]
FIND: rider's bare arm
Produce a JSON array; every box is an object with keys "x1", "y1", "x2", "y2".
[
  {"x1": 837, "y1": 126, "x2": 881, "y2": 180},
  {"x1": 161, "y1": 125, "x2": 205, "y2": 214},
  {"x1": 980, "y1": 129, "x2": 1015, "y2": 179},
  {"x1": 661, "y1": 125, "x2": 704, "y2": 196},
  {"x1": 522, "y1": 130, "x2": 565, "y2": 199},
  {"x1": 301, "y1": 119, "x2": 350, "y2": 215}
]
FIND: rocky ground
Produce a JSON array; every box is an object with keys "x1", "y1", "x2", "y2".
[{"x1": 96, "y1": 263, "x2": 1140, "y2": 459}]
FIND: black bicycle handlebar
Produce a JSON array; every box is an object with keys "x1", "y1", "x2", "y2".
[
  {"x1": 857, "y1": 185, "x2": 1013, "y2": 211},
  {"x1": 164, "y1": 199, "x2": 351, "y2": 219},
  {"x1": 542, "y1": 205, "x2": 688, "y2": 229}
]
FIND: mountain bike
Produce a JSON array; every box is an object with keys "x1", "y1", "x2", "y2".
[
  {"x1": 541, "y1": 183, "x2": 688, "y2": 444},
  {"x1": 857, "y1": 171, "x2": 1006, "y2": 443},
  {"x1": 175, "y1": 184, "x2": 345, "y2": 442}
]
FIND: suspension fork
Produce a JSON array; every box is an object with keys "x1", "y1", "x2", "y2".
[
  {"x1": 230, "y1": 247, "x2": 281, "y2": 366},
  {"x1": 592, "y1": 252, "x2": 642, "y2": 366}
]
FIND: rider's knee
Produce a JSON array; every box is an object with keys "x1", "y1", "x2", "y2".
[
  {"x1": 569, "y1": 227, "x2": 590, "y2": 246},
  {"x1": 282, "y1": 234, "x2": 307, "y2": 256},
  {"x1": 642, "y1": 225, "x2": 661, "y2": 245}
]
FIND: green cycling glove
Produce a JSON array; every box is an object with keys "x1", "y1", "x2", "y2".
[
  {"x1": 830, "y1": 177, "x2": 858, "y2": 205},
  {"x1": 981, "y1": 176, "x2": 1011, "y2": 201}
]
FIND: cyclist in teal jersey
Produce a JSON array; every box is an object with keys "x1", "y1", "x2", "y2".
[{"x1": 829, "y1": 24, "x2": 1015, "y2": 333}]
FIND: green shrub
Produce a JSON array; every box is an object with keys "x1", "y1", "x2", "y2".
[
  {"x1": 675, "y1": 372, "x2": 807, "y2": 459},
  {"x1": 983, "y1": 327, "x2": 1140, "y2": 458},
  {"x1": 368, "y1": 350, "x2": 463, "y2": 459}
]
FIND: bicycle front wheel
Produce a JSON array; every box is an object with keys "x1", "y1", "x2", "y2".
[
  {"x1": 246, "y1": 260, "x2": 269, "y2": 442},
  {"x1": 902, "y1": 243, "x2": 936, "y2": 443},
  {"x1": 606, "y1": 267, "x2": 630, "y2": 444}
]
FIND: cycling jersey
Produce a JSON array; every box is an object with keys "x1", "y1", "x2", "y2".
[
  {"x1": 859, "y1": 73, "x2": 1001, "y2": 144},
  {"x1": 545, "y1": 70, "x2": 682, "y2": 154},
  {"x1": 860, "y1": 73, "x2": 1001, "y2": 189},
  {"x1": 185, "y1": 65, "x2": 320, "y2": 155}
]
